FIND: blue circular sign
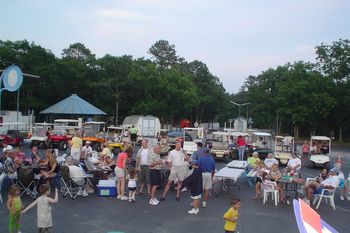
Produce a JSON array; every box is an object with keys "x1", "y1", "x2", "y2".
[{"x1": 2, "y1": 65, "x2": 23, "y2": 92}]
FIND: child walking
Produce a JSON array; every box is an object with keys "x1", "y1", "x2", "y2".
[
  {"x1": 128, "y1": 169, "x2": 137, "y2": 203},
  {"x1": 21, "y1": 184, "x2": 58, "y2": 233},
  {"x1": 223, "y1": 197, "x2": 241, "y2": 233},
  {"x1": 7, "y1": 184, "x2": 22, "y2": 233}
]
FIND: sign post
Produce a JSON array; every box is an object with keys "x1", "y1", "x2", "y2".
[{"x1": 0, "y1": 65, "x2": 24, "y2": 110}]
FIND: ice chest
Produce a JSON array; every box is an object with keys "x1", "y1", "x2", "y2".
[{"x1": 97, "y1": 180, "x2": 116, "y2": 197}]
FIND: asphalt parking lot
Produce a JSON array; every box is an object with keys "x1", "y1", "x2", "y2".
[{"x1": 1, "y1": 143, "x2": 349, "y2": 233}]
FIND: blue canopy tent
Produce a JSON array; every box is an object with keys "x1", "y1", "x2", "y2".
[{"x1": 40, "y1": 94, "x2": 107, "y2": 116}]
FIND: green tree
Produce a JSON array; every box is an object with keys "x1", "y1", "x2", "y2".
[{"x1": 148, "y1": 40, "x2": 179, "y2": 69}]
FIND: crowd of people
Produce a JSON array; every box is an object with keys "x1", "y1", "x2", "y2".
[{"x1": 2, "y1": 132, "x2": 350, "y2": 233}]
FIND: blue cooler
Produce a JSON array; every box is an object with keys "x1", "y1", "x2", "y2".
[{"x1": 97, "y1": 180, "x2": 117, "y2": 197}]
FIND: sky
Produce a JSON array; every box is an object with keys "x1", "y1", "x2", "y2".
[{"x1": 1, "y1": 0, "x2": 350, "y2": 93}]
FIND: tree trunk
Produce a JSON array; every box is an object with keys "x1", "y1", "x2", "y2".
[
  {"x1": 294, "y1": 125, "x2": 299, "y2": 140},
  {"x1": 276, "y1": 111, "x2": 279, "y2": 135},
  {"x1": 339, "y1": 126, "x2": 343, "y2": 144},
  {"x1": 115, "y1": 99, "x2": 119, "y2": 126}
]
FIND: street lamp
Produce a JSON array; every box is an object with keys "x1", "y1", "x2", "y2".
[{"x1": 230, "y1": 101, "x2": 250, "y2": 117}]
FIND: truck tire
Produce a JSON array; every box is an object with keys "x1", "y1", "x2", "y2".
[{"x1": 60, "y1": 141, "x2": 68, "y2": 150}]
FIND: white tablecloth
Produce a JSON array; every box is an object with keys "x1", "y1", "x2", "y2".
[{"x1": 225, "y1": 160, "x2": 248, "y2": 169}]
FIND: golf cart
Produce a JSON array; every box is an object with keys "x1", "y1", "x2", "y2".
[
  {"x1": 47, "y1": 119, "x2": 80, "y2": 150},
  {"x1": 81, "y1": 121, "x2": 105, "y2": 151},
  {"x1": 183, "y1": 127, "x2": 204, "y2": 156},
  {"x1": 226, "y1": 131, "x2": 250, "y2": 160},
  {"x1": 30, "y1": 123, "x2": 54, "y2": 149},
  {"x1": 205, "y1": 131, "x2": 230, "y2": 160},
  {"x1": 308, "y1": 136, "x2": 331, "y2": 169},
  {"x1": 104, "y1": 126, "x2": 125, "y2": 155},
  {"x1": 274, "y1": 136, "x2": 294, "y2": 165},
  {"x1": 0, "y1": 122, "x2": 25, "y2": 146},
  {"x1": 246, "y1": 131, "x2": 273, "y2": 160}
]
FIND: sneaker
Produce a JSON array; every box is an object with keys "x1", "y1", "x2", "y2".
[
  {"x1": 120, "y1": 196, "x2": 129, "y2": 201},
  {"x1": 149, "y1": 199, "x2": 158, "y2": 206},
  {"x1": 160, "y1": 197, "x2": 165, "y2": 201},
  {"x1": 176, "y1": 197, "x2": 180, "y2": 201},
  {"x1": 181, "y1": 187, "x2": 188, "y2": 192},
  {"x1": 202, "y1": 201, "x2": 207, "y2": 208},
  {"x1": 188, "y1": 208, "x2": 199, "y2": 215},
  {"x1": 340, "y1": 196, "x2": 345, "y2": 201},
  {"x1": 129, "y1": 199, "x2": 132, "y2": 203},
  {"x1": 132, "y1": 198, "x2": 136, "y2": 202},
  {"x1": 82, "y1": 190, "x2": 88, "y2": 197},
  {"x1": 153, "y1": 198, "x2": 160, "y2": 205},
  {"x1": 117, "y1": 195, "x2": 121, "y2": 199}
]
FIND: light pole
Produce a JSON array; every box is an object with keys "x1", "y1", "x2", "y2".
[{"x1": 230, "y1": 101, "x2": 250, "y2": 117}]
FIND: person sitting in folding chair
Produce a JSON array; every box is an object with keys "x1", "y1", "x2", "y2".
[
  {"x1": 3, "y1": 150, "x2": 19, "y2": 180},
  {"x1": 305, "y1": 168, "x2": 339, "y2": 206},
  {"x1": 64, "y1": 156, "x2": 94, "y2": 196}
]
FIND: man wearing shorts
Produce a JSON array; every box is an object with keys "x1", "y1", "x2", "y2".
[
  {"x1": 305, "y1": 168, "x2": 339, "y2": 205},
  {"x1": 136, "y1": 139, "x2": 152, "y2": 195},
  {"x1": 149, "y1": 145, "x2": 163, "y2": 206},
  {"x1": 161, "y1": 142, "x2": 188, "y2": 201},
  {"x1": 198, "y1": 148, "x2": 215, "y2": 208}
]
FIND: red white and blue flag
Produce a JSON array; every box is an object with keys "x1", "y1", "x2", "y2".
[{"x1": 293, "y1": 199, "x2": 338, "y2": 233}]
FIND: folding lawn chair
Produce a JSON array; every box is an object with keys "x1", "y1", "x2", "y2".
[
  {"x1": 60, "y1": 165, "x2": 86, "y2": 199},
  {"x1": 17, "y1": 166, "x2": 37, "y2": 199}
]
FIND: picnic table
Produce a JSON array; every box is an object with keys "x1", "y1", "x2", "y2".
[
  {"x1": 278, "y1": 176, "x2": 304, "y2": 202},
  {"x1": 214, "y1": 167, "x2": 245, "y2": 193},
  {"x1": 225, "y1": 160, "x2": 248, "y2": 169}
]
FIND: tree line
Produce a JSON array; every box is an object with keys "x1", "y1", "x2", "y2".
[{"x1": 1, "y1": 39, "x2": 350, "y2": 141}]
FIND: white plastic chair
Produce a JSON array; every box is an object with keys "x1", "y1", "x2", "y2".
[
  {"x1": 313, "y1": 188, "x2": 337, "y2": 210},
  {"x1": 0, "y1": 173, "x2": 6, "y2": 203},
  {"x1": 262, "y1": 180, "x2": 279, "y2": 206}
]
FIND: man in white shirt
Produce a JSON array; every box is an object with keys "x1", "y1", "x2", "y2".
[
  {"x1": 264, "y1": 153, "x2": 279, "y2": 169},
  {"x1": 136, "y1": 139, "x2": 152, "y2": 195},
  {"x1": 306, "y1": 169, "x2": 340, "y2": 205},
  {"x1": 161, "y1": 142, "x2": 188, "y2": 202},
  {"x1": 65, "y1": 156, "x2": 93, "y2": 196},
  {"x1": 287, "y1": 154, "x2": 301, "y2": 172},
  {"x1": 81, "y1": 141, "x2": 93, "y2": 158}
]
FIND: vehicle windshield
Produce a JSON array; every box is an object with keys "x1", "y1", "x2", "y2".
[
  {"x1": 83, "y1": 124, "x2": 101, "y2": 137},
  {"x1": 275, "y1": 137, "x2": 293, "y2": 152},
  {"x1": 310, "y1": 140, "x2": 330, "y2": 155},
  {"x1": 33, "y1": 126, "x2": 46, "y2": 137}
]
